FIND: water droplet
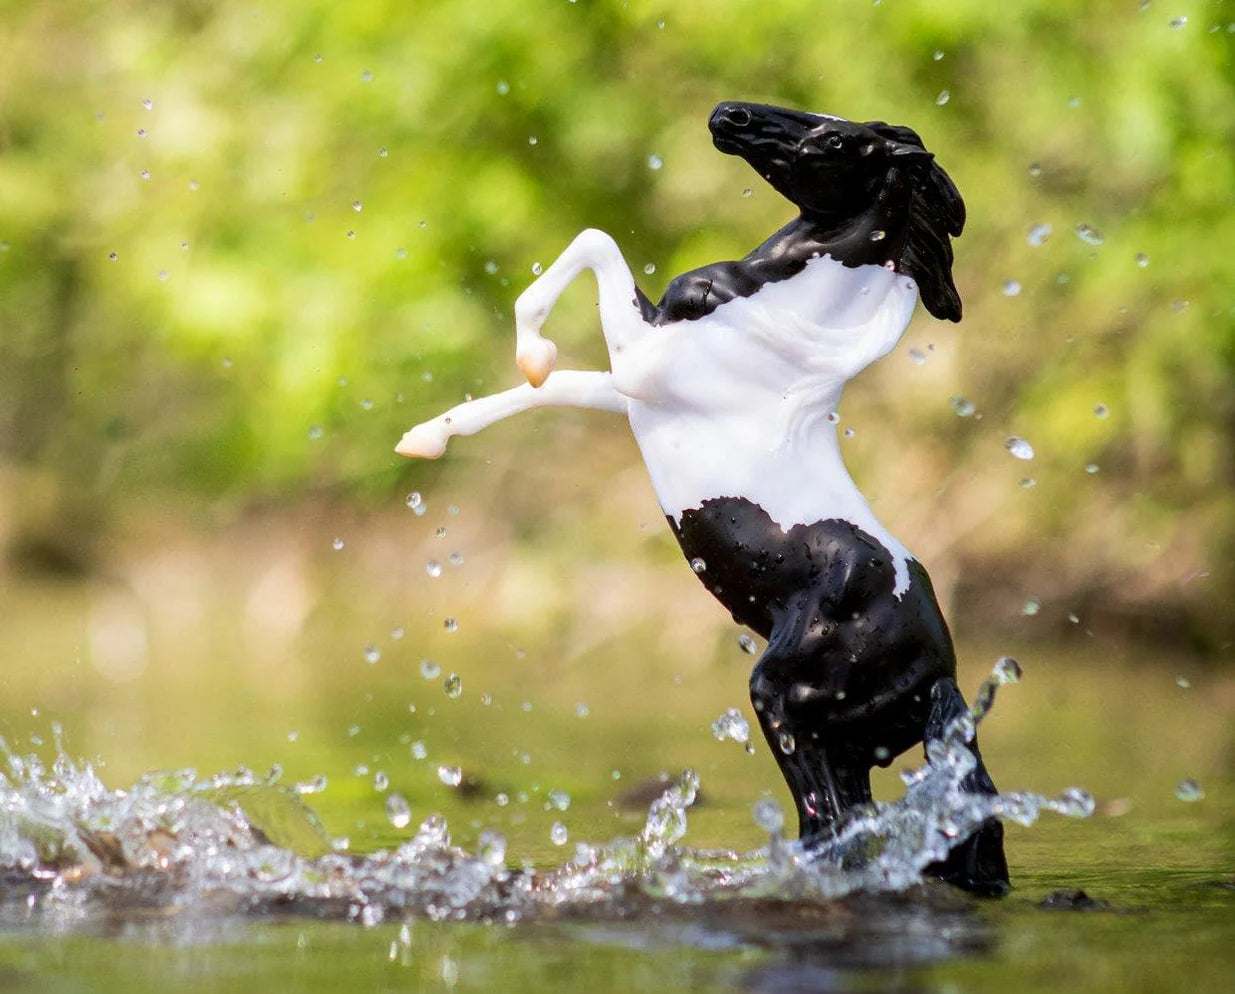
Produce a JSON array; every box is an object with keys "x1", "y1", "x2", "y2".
[
  {"x1": 374, "y1": 770, "x2": 389, "y2": 791},
  {"x1": 1093, "y1": 403, "x2": 1110, "y2": 419},
  {"x1": 531, "y1": 261, "x2": 543, "y2": 276},
  {"x1": 993, "y1": 656, "x2": 1023, "y2": 684},
  {"x1": 949, "y1": 396, "x2": 975, "y2": 417},
  {"x1": 575, "y1": 701, "x2": 590, "y2": 718},
  {"x1": 1005, "y1": 436, "x2": 1035, "y2": 460},
  {"x1": 142, "y1": 97, "x2": 154, "y2": 110},
  {"x1": 363, "y1": 644, "x2": 381, "y2": 664},
  {"x1": 296, "y1": 774, "x2": 327, "y2": 794},
  {"x1": 777, "y1": 730, "x2": 796, "y2": 755},
  {"x1": 844, "y1": 427, "x2": 856, "y2": 438},
  {"x1": 425, "y1": 560, "x2": 442, "y2": 578},
  {"x1": 1136, "y1": 252, "x2": 1150, "y2": 268},
  {"x1": 378, "y1": 147, "x2": 388, "y2": 157},
  {"x1": 1175, "y1": 675, "x2": 1191, "y2": 689},
  {"x1": 477, "y1": 829, "x2": 507, "y2": 866},
  {"x1": 643, "y1": 262, "x2": 656, "y2": 275},
  {"x1": 361, "y1": 70, "x2": 373, "y2": 82},
  {"x1": 1026, "y1": 223, "x2": 1052, "y2": 247},
  {"x1": 1068, "y1": 612, "x2": 1080, "y2": 624},
  {"x1": 345, "y1": 230, "x2": 356, "y2": 239},
  {"x1": 495, "y1": 792, "x2": 509, "y2": 806},
  {"x1": 547, "y1": 789, "x2": 571, "y2": 811},
  {"x1": 496, "y1": 80, "x2": 510, "y2": 95},
  {"x1": 390, "y1": 626, "x2": 404, "y2": 640},
  {"x1": 484, "y1": 260, "x2": 499, "y2": 275},
  {"x1": 933, "y1": 49, "x2": 945, "y2": 61},
  {"x1": 1085, "y1": 463, "x2": 1100, "y2": 474},
  {"x1": 313, "y1": 54, "x2": 323, "y2": 63},
  {"x1": 1175, "y1": 778, "x2": 1204, "y2": 802},
  {"x1": 443, "y1": 617, "x2": 458, "y2": 633},
  {"x1": 549, "y1": 822, "x2": 568, "y2": 845},
  {"x1": 1019, "y1": 477, "x2": 1036, "y2": 488},
  {"x1": 1022, "y1": 598, "x2": 1041, "y2": 616},
  {"x1": 737, "y1": 633, "x2": 759, "y2": 655},
  {"x1": 741, "y1": 187, "x2": 753, "y2": 198},
  {"x1": 908, "y1": 348, "x2": 927, "y2": 365},
  {"x1": 753, "y1": 798, "x2": 784, "y2": 833},
  {"x1": 411, "y1": 740, "x2": 427, "y2": 760},
  {"x1": 448, "y1": 552, "x2": 464, "y2": 566},
  {"x1": 405, "y1": 492, "x2": 423, "y2": 510},
  {"x1": 869, "y1": 229, "x2": 887, "y2": 242},
  {"x1": 935, "y1": 89, "x2": 951, "y2": 106},
  {"x1": 690, "y1": 557, "x2": 707, "y2": 574},
  {"x1": 711, "y1": 707, "x2": 751, "y2": 744},
  {"x1": 1075, "y1": 223, "x2": 1105, "y2": 246},
  {"x1": 1001, "y1": 279, "x2": 1022, "y2": 297},
  {"x1": 528, "y1": 135, "x2": 538, "y2": 145},
  {"x1": 419, "y1": 658, "x2": 441, "y2": 680},
  {"x1": 441, "y1": 956, "x2": 459, "y2": 988},
  {"x1": 444, "y1": 673, "x2": 462, "y2": 698},
  {"x1": 657, "y1": 18, "x2": 666, "y2": 28},
  {"x1": 332, "y1": 537, "x2": 345, "y2": 551},
  {"x1": 438, "y1": 765, "x2": 462, "y2": 787},
  {"x1": 136, "y1": 128, "x2": 147, "y2": 139},
  {"x1": 1169, "y1": 15, "x2": 1188, "y2": 28},
  {"x1": 647, "y1": 154, "x2": 663, "y2": 170}
]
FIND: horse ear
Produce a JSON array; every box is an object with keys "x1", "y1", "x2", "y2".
[{"x1": 863, "y1": 121, "x2": 965, "y2": 237}]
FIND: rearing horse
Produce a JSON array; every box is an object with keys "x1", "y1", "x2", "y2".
[{"x1": 397, "y1": 102, "x2": 1009, "y2": 895}]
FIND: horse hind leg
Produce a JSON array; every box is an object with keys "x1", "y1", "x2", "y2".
[
  {"x1": 923, "y1": 676, "x2": 1010, "y2": 896},
  {"x1": 749, "y1": 653, "x2": 875, "y2": 840}
]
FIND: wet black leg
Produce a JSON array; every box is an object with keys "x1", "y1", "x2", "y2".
[
  {"x1": 750, "y1": 661, "x2": 874, "y2": 838},
  {"x1": 922, "y1": 677, "x2": 1010, "y2": 896}
]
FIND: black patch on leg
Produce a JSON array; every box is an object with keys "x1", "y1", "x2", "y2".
[{"x1": 923, "y1": 678, "x2": 1010, "y2": 897}]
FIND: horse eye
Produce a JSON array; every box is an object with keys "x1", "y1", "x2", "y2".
[{"x1": 826, "y1": 133, "x2": 846, "y2": 151}]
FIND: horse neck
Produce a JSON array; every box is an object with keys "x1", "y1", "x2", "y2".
[{"x1": 751, "y1": 210, "x2": 904, "y2": 273}]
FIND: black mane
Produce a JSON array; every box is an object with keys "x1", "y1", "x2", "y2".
[{"x1": 643, "y1": 103, "x2": 967, "y2": 325}]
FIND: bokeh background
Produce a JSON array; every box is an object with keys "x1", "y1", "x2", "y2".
[{"x1": 1, "y1": 0, "x2": 1232, "y2": 857}]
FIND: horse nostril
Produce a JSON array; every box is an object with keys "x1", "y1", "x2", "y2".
[{"x1": 726, "y1": 107, "x2": 753, "y2": 128}]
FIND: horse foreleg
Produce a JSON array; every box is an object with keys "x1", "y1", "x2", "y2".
[
  {"x1": 514, "y1": 228, "x2": 649, "y2": 388},
  {"x1": 395, "y1": 370, "x2": 628, "y2": 459}
]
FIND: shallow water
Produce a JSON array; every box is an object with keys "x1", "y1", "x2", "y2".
[{"x1": 1, "y1": 516, "x2": 1232, "y2": 992}]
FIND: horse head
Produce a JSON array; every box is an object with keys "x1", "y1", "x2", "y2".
[{"x1": 709, "y1": 101, "x2": 966, "y2": 321}]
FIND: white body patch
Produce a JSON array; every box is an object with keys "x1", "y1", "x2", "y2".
[
  {"x1": 619, "y1": 256, "x2": 919, "y2": 596},
  {"x1": 398, "y1": 231, "x2": 922, "y2": 596}
]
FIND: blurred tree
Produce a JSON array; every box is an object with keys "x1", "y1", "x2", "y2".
[{"x1": 0, "y1": 0, "x2": 1231, "y2": 648}]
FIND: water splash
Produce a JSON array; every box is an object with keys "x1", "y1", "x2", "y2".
[{"x1": 0, "y1": 668, "x2": 1090, "y2": 927}]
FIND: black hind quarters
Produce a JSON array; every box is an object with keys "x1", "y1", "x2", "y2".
[{"x1": 669, "y1": 496, "x2": 1009, "y2": 896}]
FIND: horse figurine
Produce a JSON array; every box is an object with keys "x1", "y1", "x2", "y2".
[{"x1": 396, "y1": 102, "x2": 1009, "y2": 895}]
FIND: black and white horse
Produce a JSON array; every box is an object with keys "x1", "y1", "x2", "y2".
[{"x1": 397, "y1": 102, "x2": 1009, "y2": 895}]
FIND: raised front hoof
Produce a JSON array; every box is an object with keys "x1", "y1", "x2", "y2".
[
  {"x1": 925, "y1": 816, "x2": 1010, "y2": 897},
  {"x1": 515, "y1": 337, "x2": 557, "y2": 388},
  {"x1": 395, "y1": 423, "x2": 448, "y2": 459}
]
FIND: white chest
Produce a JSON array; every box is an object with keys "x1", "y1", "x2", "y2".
[{"x1": 615, "y1": 255, "x2": 920, "y2": 592}]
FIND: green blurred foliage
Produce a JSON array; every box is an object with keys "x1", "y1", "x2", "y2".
[{"x1": 1, "y1": 0, "x2": 1233, "y2": 648}]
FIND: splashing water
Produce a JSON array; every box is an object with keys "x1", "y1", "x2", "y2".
[{"x1": 0, "y1": 667, "x2": 1090, "y2": 927}]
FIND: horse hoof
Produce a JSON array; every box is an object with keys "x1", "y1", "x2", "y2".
[
  {"x1": 516, "y1": 338, "x2": 557, "y2": 388},
  {"x1": 395, "y1": 424, "x2": 448, "y2": 459}
]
